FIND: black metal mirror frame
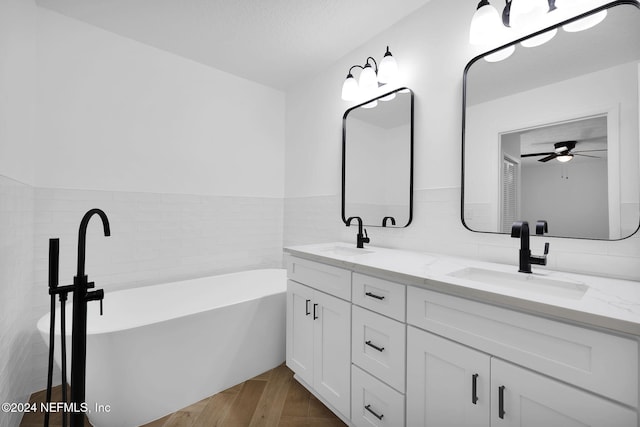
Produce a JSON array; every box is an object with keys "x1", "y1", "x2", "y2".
[
  {"x1": 342, "y1": 87, "x2": 415, "y2": 228},
  {"x1": 461, "y1": 0, "x2": 640, "y2": 240}
]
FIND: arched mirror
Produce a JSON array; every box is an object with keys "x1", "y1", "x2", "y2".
[
  {"x1": 342, "y1": 87, "x2": 414, "y2": 227},
  {"x1": 462, "y1": 0, "x2": 640, "y2": 240}
]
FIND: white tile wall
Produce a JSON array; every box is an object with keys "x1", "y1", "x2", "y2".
[
  {"x1": 284, "y1": 188, "x2": 640, "y2": 281},
  {"x1": 0, "y1": 175, "x2": 34, "y2": 427},
  {"x1": 28, "y1": 187, "x2": 284, "y2": 391},
  {"x1": 2, "y1": 175, "x2": 639, "y2": 425}
]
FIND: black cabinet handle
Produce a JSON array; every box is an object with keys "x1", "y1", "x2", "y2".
[
  {"x1": 498, "y1": 385, "x2": 505, "y2": 419},
  {"x1": 305, "y1": 299, "x2": 311, "y2": 316},
  {"x1": 364, "y1": 404, "x2": 384, "y2": 420},
  {"x1": 365, "y1": 340, "x2": 385, "y2": 352},
  {"x1": 472, "y1": 374, "x2": 479, "y2": 404},
  {"x1": 365, "y1": 292, "x2": 385, "y2": 300},
  {"x1": 313, "y1": 303, "x2": 318, "y2": 320}
]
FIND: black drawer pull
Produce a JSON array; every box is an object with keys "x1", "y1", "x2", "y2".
[
  {"x1": 498, "y1": 385, "x2": 505, "y2": 419},
  {"x1": 313, "y1": 303, "x2": 318, "y2": 320},
  {"x1": 305, "y1": 299, "x2": 311, "y2": 316},
  {"x1": 365, "y1": 340, "x2": 385, "y2": 352},
  {"x1": 365, "y1": 404, "x2": 384, "y2": 420},
  {"x1": 472, "y1": 374, "x2": 479, "y2": 404},
  {"x1": 365, "y1": 292, "x2": 385, "y2": 300}
]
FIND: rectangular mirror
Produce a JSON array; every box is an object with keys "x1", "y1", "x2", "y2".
[
  {"x1": 462, "y1": 0, "x2": 640, "y2": 240},
  {"x1": 342, "y1": 87, "x2": 414, "y2": 227}
]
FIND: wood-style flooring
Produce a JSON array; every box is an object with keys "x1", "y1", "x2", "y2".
[
  {"x1": 20, "y1": 364, "x2": 346, "y2": 427},
  {"x1": 19, "y1": 384, "x2": 92, "y2": 427}
]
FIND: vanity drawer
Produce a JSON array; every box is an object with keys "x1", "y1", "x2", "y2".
[
  {"x1": 352, "y1": 305, "x2": 406, "y2": 392},
  {"x1": 407, "y1": 286, "x2": 639, "y2": 407},
  {"x1": 352, "y1": 273, "x2": 406, "y2": 322},
  {"x1": 352, "y1": 365, "x2": 405, "y2": 427},
  {"x1": 286, "y1": 256, "x2": 351, "y2": 301}
]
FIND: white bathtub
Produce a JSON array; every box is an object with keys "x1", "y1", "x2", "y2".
[{"x1": 37, "y1": 268, "x2": 287, "y2": 427}]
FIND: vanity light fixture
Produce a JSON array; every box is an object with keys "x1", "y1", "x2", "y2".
[
  {"x1": 470, "y1": 0, "x2": 609, "y2": 55},
  {"x1": 469, "y1": 0, "x2": 557, "y2": 56},
  {"x1": 341, "y1": 46, "x2": 399, "y2": 102}
]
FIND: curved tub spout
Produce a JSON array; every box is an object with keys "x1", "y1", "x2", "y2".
[
  {"x1": 76, "y1": 208, "x2": 111, "y2": 279},
  {"x1": 71, "y1": 208, "x2": 110, "y2": 427}
]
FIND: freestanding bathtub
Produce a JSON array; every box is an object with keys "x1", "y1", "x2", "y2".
[{"x1": 37, "y1": 268, "x2": 287, "y2": 427}]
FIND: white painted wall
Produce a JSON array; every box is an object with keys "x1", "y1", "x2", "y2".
[
  {"x1": 0, "y1": 1, "x2": 37, "y2": 426},
  {"x1": 521, "y1": 159, "x2": 609, "y2": 239},
  {"x1": 0, "y1": 0, "x2": 37, "y2": 185},
  {"x1": 35, "y1": 8, "x2": 285, "y2": 198},
  {"x1": 25, "y1": 9, "x2": 289, "y2": 400},
  {"x1": 284, "y1": 0, "x2": 640, "y2": 281}
]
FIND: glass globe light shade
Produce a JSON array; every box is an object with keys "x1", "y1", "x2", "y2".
[
  {"x1": 341, "y1": 74, "x2": 359, "y2": 101},
  {"x1": 557, "y1": 154, "x2": 574, "y2": 163},
  {"x1": 378, "y1": 48, "x2": 398, "y2": 84},
  {"x1": 359, "y1": 65, "x2": 378, "y2": 91},
  {"x1": 510, "y1": 0, "x2": 549, "y2": 30},
  {"x1": 469, "y1": 0, "x2": 503, "y2": 45}
]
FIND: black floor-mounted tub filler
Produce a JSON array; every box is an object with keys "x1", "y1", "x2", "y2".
[{"x1": 45, "y1": 208, "x2": 111, "y2": 427}]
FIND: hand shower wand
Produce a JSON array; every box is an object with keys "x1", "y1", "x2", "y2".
[{"x1": 45, "y1": 239, "x2": 75, "y2": 427}]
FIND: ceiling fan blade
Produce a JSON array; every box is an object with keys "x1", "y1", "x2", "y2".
[
  {"x1": 521, "y1": 151, "x2": 554, "y2": 158},
  {"x1": 539, "y1": 153, "x2": 557, "y2": 162},
  {"x1": 574, "y1": 153, "x2": 600, "y2": 159},
  {"x1": 573, "y1": 149, "x2": 607, "y2": 153}
]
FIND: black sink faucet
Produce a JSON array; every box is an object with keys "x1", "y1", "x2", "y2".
[
  {"x1": 346, "y1": 216, "x2": 370, "y2": 248},
  {"x1": 511, "y1": 220, "x2": 550, "y2": 273}
]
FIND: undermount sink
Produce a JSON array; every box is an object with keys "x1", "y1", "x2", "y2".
[
  {"x1": 321, "y1": 246, "x2": 374, "y2": 257},
  {"x1": 448, "y1": 267, "x2": 588, "y2": 299}
]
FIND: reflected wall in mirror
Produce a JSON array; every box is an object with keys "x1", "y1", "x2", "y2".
[
  {"x1": 462, "y1": 0, "x2": 640, "y2": 240},
  {"x1": 342, "y1": 87, "x2": 414, "y2": 227}
]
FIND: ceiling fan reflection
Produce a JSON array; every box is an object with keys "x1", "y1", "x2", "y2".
[{"x1": 521, "y1": 140, "x2": 605, "y2": 163}]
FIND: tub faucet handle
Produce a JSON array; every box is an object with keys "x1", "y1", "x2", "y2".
[{"x1": 86, "y1": 289, "x2": 104, "y2": 316}]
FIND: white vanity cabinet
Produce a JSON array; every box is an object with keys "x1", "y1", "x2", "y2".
[
  {"x1": 351, "y1": 273, "x2": 407, "y2": 427},
  {"x1": 407, "y1": 286, "x2": 639, "y2": 427},
  {"x1": 285, "y1": 256, "x2": 352, "y2": 419},
  {"x1": 285, "y1": 247, "x2": 640, "y2": 427},
  {"x1": 407, "y1": 326, "x2": 491, "y2": 427}
]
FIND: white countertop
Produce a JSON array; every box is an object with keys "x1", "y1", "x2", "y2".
[{"x1": 284, "y1": 242, "x2": 640, "y2": 336}]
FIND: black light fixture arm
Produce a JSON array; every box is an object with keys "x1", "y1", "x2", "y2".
[
  {"x1": 365, "y1": 56, "x2": 378, "y2": 73},
  {"x1": 502, "y1": 0, "x2": 512, "y2": 27},
  {"x1": 500, "y1": 0, "x2": 556, "y2": 27}
]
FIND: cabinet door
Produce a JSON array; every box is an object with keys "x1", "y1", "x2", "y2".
[
  {"x1": 491, "y1": 359, "x2": 637, "y2": 427},
  {"x1": 407, "y1": 327, "x2": 491, "y2": 427},
  {"x1": 313, "y1": 289, "x2": 352, "y2": 418},
  {"x1": 286, "y1": 280, "x2": 314, "y2": 386}
]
